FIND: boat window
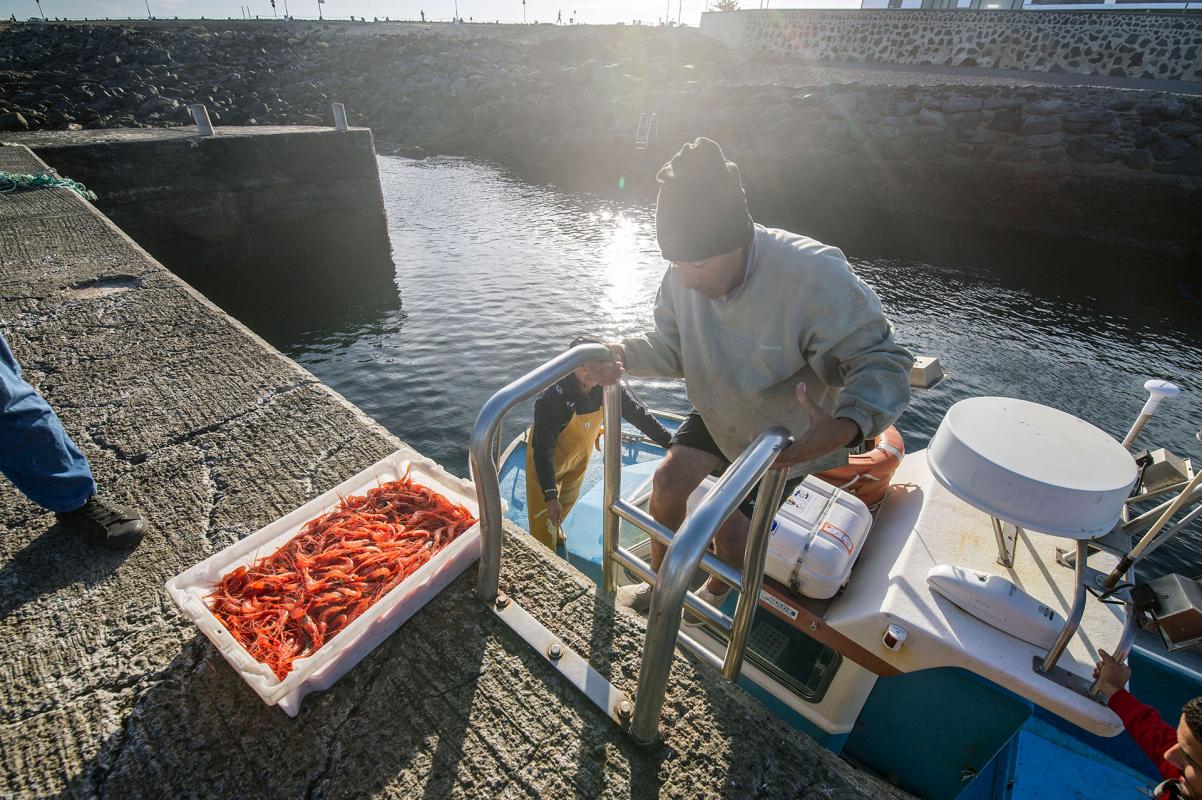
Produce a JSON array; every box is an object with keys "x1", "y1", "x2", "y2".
[{"x1": 741, "y1": 609, "x2": 842, "y2": 704}]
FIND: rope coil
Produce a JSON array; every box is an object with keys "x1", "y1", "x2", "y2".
[{"x1": 0, "y1": 171, "x2": 97, "y2": 201}]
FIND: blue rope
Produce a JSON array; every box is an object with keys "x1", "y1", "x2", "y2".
[{"x1": 0, "y1": 171, "x2": 97, "y2": 201}]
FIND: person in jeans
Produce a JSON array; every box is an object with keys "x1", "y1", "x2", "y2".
[
  {"x1": 0, "y1": 332, "x2": 146, "y2": 549},
  {"x1": 607, "y1": 137, "x2": 912, "y2": 615},
  {"x1": 1095, "y1": 648, "x2": 1201, "y2": 799}
]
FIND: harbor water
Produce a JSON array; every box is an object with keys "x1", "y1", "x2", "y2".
[{"x1": 245, "y1": 154, "x2": 1202, "y2": 583}]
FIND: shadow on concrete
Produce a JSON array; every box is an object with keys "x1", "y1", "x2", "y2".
[
  {"x1": 57, "y1": 554, "x2": 884, "y2": 799},
  {"x1": 0, "y1": 523, "x2": 133, "y2": 619},
  {"x1": 55, "y1": 573, "x2": 494, "y2": 799}
]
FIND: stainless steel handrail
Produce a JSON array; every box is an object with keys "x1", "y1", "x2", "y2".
[
  {"x1": 473, "y1": 349, "x2": 793, "y2": 744},
  {"x1": 619, "y1": 428, "x2": 792, "y2": 744},
  {"x1": 472, "y1": 343, "x2": 614, "y2": 602},
  {"x1": 1039, "y1": 539, "x2": 1089, "y2": 674}
]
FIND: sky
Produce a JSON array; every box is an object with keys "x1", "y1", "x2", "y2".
[{"x1": 4, "y1": 0, "x2": 856, "y2": 27}]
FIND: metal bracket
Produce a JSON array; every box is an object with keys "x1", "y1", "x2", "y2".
[
  {"x1": 1083, "y1": 527, "x2": 1133, "y2": 559},
  {"x1": 1053, "y1": 550, "x2": 1135, "y2": 604},
  {"x1": 992, "y1": 517, "x2": 1018, "y2": 568},
  {"x1": 489, "y1": 593, "x2": 633, "y2": 728},
  {"x1": 1032, "y1": 655, "x2": 1105, "y2": 702}
]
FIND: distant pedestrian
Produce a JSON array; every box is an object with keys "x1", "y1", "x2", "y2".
[
  {"x1": 420, "y1": 9, "x2": 425, "y2": 22},
  {"x1": 0, "y1": 332, "x2": 147, "y2": 549}
]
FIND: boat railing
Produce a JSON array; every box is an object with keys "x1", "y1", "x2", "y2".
[{"x1": 471, "y1": 344, "x2": 792, "y2": 744}]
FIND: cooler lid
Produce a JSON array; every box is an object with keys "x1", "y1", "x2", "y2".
[{"x1": 926, "y1": 397, "x2": 1137, "y2": 539}]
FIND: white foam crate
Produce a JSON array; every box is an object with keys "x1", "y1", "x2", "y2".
[{"x1": 165, "y1": 446, "x2": 487, "y2": 716}]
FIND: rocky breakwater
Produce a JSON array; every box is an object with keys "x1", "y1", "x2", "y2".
[
  {"x1": 2, "y1": 22, "x2": 1199, "y2": 255},
  {"x1": 0, "y1": 22, "x2": 723, "y2": 188},
  {"x1": 696, "y1": 82, "x2": 1202, "y2": 254}
]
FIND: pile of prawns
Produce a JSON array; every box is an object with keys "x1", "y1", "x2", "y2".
[{"x1": 208, "y1": 469, "x2": 477, "y2": 680}]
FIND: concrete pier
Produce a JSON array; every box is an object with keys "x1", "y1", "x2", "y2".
[
  {"x1": 0, "y1": 144, "x2": 905, "y2": 798},
  {"x1": 1, "y1": 126, "x2": 396, "y2": 323}
]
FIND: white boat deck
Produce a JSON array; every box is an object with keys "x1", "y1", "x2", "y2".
[{"x1": 825, "y1": 450, "x2": 1125, "y2": 737}]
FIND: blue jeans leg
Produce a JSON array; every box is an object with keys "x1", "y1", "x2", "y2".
[{"x1": 0, "y1": 332, "x2": 97, "y2": 513}]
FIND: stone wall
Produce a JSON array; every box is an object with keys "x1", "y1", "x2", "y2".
[
  {"x1": 642, "y1": 81, "x2": 1202, "y2": 255},
  {"x1": 1, "y1": 126, "x2": 396, "y2": 323},
  {"x1": 700, "y1": 10, "x2": 1202, "y2": 82}
]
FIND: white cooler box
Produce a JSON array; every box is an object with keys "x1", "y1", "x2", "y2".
[
  {"x1": 687, "y1": 474, "x2": 875, "y2": 600},
  {"x1": 165, "y1": 446, "x2": 487, "y2": 716}
]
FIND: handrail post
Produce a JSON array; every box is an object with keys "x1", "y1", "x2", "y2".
[
  {"x1": 629, "y1": 428, "x2": 791, "y2": 744},
  {"x1": 724, "y1": 468, "x2": 788, "y2": 681},
  {"x1": 1040, "y1": 539, "x2": 1089, "y2": 674},
  {"x1": 471, "y1": 344, "x2": 615, "y2": 602},
  {"x1": 602, "y1": 383, "x2": 622, "y2": 593},
  {"x1": 1090, "y1": 559, "x2": 1136, "y2": 698}
]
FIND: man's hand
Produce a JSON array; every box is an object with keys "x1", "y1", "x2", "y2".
[
  {"x1": 546, "y1": 499, "x2": 564, "y2": 526},
  {"x1": 774, "y1": 383, "x2": 860, "y2": 469},
  {"x1": 1093, "y1": 648, "x2": 1131, "y2": 701},
  {"x1": 592, "y1": 342, "x2": 625, "y2": 386}
]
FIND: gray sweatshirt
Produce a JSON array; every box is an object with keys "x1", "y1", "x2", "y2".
[{"x1": 621, "y1": 225, "x2": 913, "y2": 476}]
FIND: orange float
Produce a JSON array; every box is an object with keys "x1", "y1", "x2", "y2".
[{"x1": 814, "y1": 426, "x2": 905, "y2": 509}]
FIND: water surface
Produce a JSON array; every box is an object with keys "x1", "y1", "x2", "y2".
[{"x1": 257, "y1": 155, "x2": 1202, "y2": 581}]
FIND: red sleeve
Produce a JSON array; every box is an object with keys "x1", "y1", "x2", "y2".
[{"x1": 1109, "y1": 689, "x2": 1182, "y2": 782}]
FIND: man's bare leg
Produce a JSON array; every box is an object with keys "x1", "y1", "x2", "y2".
[
  {"x1": 708, "y1": 513, "x2": 751, "y2": 595},
  {"x1": 649, "y1": 445, "x2": 758, "y2": 595},
  {"x1": 647, "y1": 444, "x2": 721, "y2": 572}
]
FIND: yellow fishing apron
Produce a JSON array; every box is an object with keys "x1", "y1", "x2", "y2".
[{"x1": 525, "y1": 406, "x2": 604, "y2": 549}]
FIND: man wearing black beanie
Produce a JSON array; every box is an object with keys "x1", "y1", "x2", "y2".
[{"x1": 609, "y1": 137, "x2": 913, "y2": 615}]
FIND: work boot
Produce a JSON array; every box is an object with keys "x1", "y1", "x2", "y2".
[
  {"x1": 683, "y1": 584, "x2": 732, "y2": 629},
  {"x1": 616, "y1": 582, "x2": 654, "y2": 614},
  {"x1": 56, "y1": 496, "x2": 148, "y2": 550}
]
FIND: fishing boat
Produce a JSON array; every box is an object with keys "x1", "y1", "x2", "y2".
[{"x1": 467, "y1": 345, "x2": 1202, "y2": 800}]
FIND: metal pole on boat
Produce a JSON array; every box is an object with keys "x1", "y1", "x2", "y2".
[
  {"x1": 1040, "y1": 540, "x2": 1089, "y2": 675},
  {"x1": 1121, "y1": 379, "x2": 1179, "y2": 449},
  {"x1": 1135, "y1": 501, "x2": 1202, "y2": 563},
  {"x1": 471, "y1": 344, "x2": 615, "y2": 602},
  {"x1": 601, "y1": 383, "x2": 622, "y2": 593},
  {"x1": 1104, "y1": 444, "x2": 1202, "y2": 591},
  {"x1": 724, "y1": 468, "x2": 788, "y2": 681},
  {"x1": 1090, "y1": 559, "x2": 1137, "y2": 698}
]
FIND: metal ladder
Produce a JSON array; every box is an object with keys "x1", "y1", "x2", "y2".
[{"x1": 471, "y1": 344, "x2": 792, "y2": 744}]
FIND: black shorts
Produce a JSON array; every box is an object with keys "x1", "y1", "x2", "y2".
[{"x1": 669, "y1": 409, "x2": 801, "y2": 520}]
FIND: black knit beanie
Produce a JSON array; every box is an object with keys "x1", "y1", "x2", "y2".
[{"x1": 655, "y1": 138, "x2": 753, "y2": 263}]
